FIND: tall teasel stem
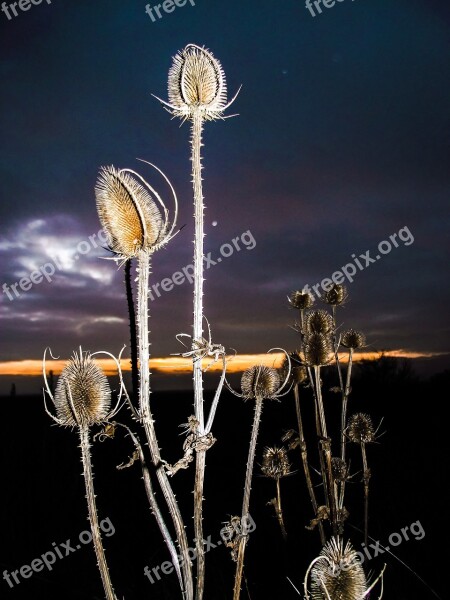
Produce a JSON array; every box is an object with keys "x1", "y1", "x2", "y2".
[
  {"x1": 95, "y1": 162, "x2": 190, "y2": 598},
  {"x1": 156, "y1": 45, "x2": 240, "y2": 599},
  {"x1": 339, "y1": 347, "x2": 354, "y2": 510},
  {"x1": 137, "y1": 252, "x2": 193, "y2": 600},
  {"x1": 191, "y1": 109, "x2": 207, "y2": 600},
  {"x1": 79, "y1": 426, "x2": 118, "y2": 600},
  {"x1": 234, "y1": 397, "x2": 263, "y2": 600}
]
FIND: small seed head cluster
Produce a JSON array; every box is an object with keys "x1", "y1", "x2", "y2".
[
  {"x1": 289, "y1": 290, "x2": 315, "y2": 310},
  {"x1": 304, "y1": 310, "x2": 334, "y2": 335},
  {"x1": 261, "y1": 446, "x2": 291, "y2": 480},
  {"x1": 310, "y1": 537, "x2": 367, "y2": 600},
  {"x1": 241, "y1": 366, "x2": 281, "y2": 400},
  {"x1": 323, "y1": 284, "x2": 348, "y2": 306},
  {"x1": 341, "y1": 329, "x2": 366, "y2": 349},
  {"x1": 347, "y1": 413, "x2": 375, "y2": 444},
  {"x1": 303, "y1": 333, "x2": 333, "y2": 367},
  {"x1": 279, "y1": 351, "x2": 307, "y2": 385},
  {"x1": 54, "y1": 351, "x2": 112, "y2": 428},
  {"x1": 331, "y1": 458, "x2": 349, "y2": 483}
]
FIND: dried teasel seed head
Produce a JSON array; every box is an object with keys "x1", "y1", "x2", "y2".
[
  {"x1": 331, "y1": 458, "x2": 349, "y2": 483},
  {"x1": 279, "y1": 351, "x2": 308, "y2": 385},
  {"x1": 54, "y1": 350, "x2": 112, "y2": 428},
  {"x1": 167, "y1": 44, "x2": 229, "y2": 121},
  {"x1": 304, "y1": 310, "x2": 334, "y2": 335},
  {"x1": 241, "y1": 365, "x2": 281, "y2": 401},
  {"x1": 95, "y1": 166, "x2": 167, "y2": 260},
  {"x1": 323, "y1": 283, "x2": 348, "y2": 306},
  {"x1": 261, "y1": 446, "x2": 291, "y2": 480},
  {"x1": 341, "y1": 329, "x2": 366, "y2": 349},
  {"x1": 347, "y1": 413, "x2": 375, "y2": 444},
  {"x1": 289, "y1": 289, "x2": 315, "y2": 310},
  {"x1": 310, "y1": 537, "x2": 367, "y2": 600},
  {"x1": 303, "y1": 333, "x2": 333, "y2": 367}
]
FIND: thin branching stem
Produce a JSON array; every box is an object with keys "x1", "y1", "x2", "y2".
[
  {"x1": 294, "y1": 384, "x2": 325, "y2": 545},
  {"x1": 275, "y1": 478, "x2": 287, "y2": 540},
  {"x1": 79, "y1": 426, "x2": 118, "y2": 600},
  {"x1": 339, "y1": 347, "x2": 354, "y2": 510},
  {"x1": 361, "y1": 441, "x2": 370, "y2": 546},
  {"x1": 114, "y1": 422, "x2": 183, "y2": 589},
  {"x1": 137, "y1": 252, "x2": 193, "y2": 600},
  {"x1": 233, "y1": 397, "x2": 263, "y2": 600}
]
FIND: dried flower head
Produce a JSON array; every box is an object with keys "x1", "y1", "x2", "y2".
[
  {"x1": 54, "y1": 350, "x2": 112, "y2": 428},
  {"x1": 279, "y1": 351, "x2": 307, "y2": 385},
  {"x1": 303, "y1": 333, "x2": 333, "y2": 367},
  {"x1": 304, "y1": 310, "x2": 334, "y2": 335},
  {"x1": 323, "y1": 284, "x2": 348, "y2": 306},
  {"x1": 156, "y1": 44, "x2": 238, "y2": 122},
  {"x1": 331, "y1": 458, "x2": 349, "y2": 483},
  {"x1": 346, "y1": 413, "x2": 375, "y2": 444},
  {"x1": 289, "y1": 290, "x2": 315, "y2": 310},
  {"x1": 95, "y1": 166, "x2": 170, "y2": 260},
  {"x1": 241, "y1": 366, "x2": 281, "y2": 400},
  {"x1": 261, "y1": 446, "x2": 291, "y2": 479},
  {"x1": 341, "y1": 329, "x2": 366, "y2": 349},
  {"x1": 309, "y1": 537, "x2": 367, "y2": 600}
]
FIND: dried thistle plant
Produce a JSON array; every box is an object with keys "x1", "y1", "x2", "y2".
[
  {"x1": 94, "y1": 163, "x2": 193, "y2": 599},
  {"x1": 43, "y1": 348, "x2": 123, "y2": 600},
  {"x1": 155, "y1": 44, "x2": 240, "y2": 600},
  {"x1": 261, "y1": 446, "x2": 291, "y2": 539},
  {"x1": 227, "y1": 353, "x2": 291, "y2": 600},
  {"x1": 304, "y1": 537, "x2": 385, "y2": 600}
]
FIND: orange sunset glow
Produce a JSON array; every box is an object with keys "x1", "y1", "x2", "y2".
[{"x1": 0, "y1": 350, "x2": 444, "y2": 378}]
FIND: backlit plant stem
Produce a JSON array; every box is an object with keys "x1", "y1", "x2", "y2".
[
  {"x1": 294, "y1": 384, "x2": 325, "y2": 545},
  {"x1": 137, "y1": 252, "x2": 193, "y2": 600},
  {"x1": 79, "y1": 426, "x2": 118, "y2": 600},
  {"x1": 191, "y1": 109, "x2": 207, "y2": 600},
  {"x1": 339, "y1": 347, "x2": 354, "y2": 509},
  {"x1": 361, "y1": 441, "x2": 370, "y2": 546},
  {"x1": 233, "y1": 397, "x2": 263, "y2": 600}
]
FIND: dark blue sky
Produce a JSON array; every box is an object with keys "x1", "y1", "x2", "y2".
[{"x1": 1, "y1": 0, "x2": 449, "y2": 389}]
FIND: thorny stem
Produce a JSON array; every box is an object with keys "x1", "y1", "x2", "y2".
[
  {"x1": 137, "y1": 252, "x2": 193, "y2": 600},
  {"x1": 191, "y1": 109, "x2": 207, "y2": 600},
  {"x1": 114, "y1": 422, "x2": 183, "y2": 588},
  {"x1": 294, "y1": 385, "x2": 326, "y2": 545},
  {"x1": 275, "y1": 478, "x2": 287, "y2": 540},
  {"x1": 79, "y1": 426, "x2": 118, "y2": 600},
  {"x1": 339, "y1": 347, "x2": 354, "y2": 510},
  {"x1": 314, "y1": 367, "x2": 338, "y2": 536},
  {"x1": 361, "y1": 442, "x2": 370, "y2": 546},
  {"x1": 124, "y1": 259, "x2": 139, "y2": 405},
  {"x1": 332, "y1": 305, "x2": 345, "y2": 395},
  {"x1": 233, "y1": 398, "x2": 263, "y2": 600}
]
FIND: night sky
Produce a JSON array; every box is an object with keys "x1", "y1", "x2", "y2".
[{"x1": 1, "y1": 0, "x2": 449, "y2": 394}]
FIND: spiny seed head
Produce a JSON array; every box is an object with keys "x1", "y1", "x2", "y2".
[
  {"x1": 167, "y1": 44, "x2": 228, "y2": 121},
  {"x1": 95, "y1": 166, "x2": 166, "y2": 260},
  {"x1": 331, "y1": 458, "x2": 349, "y2": 483},
  {"x1": 310, "y1": 537, "x2": 367, "y2": 600},
  {"x1": 304, "y1": 310, "x2": 334, "y2": 335},
  {"x1": 323, "y1": 284, "x2": 348, "y2": 306},
  {"x1": 279, "y1": 351, "x2": 307, "y2": 385},
  {"x1": 289, "y1": 290, "x2": 315, "y2": 310},
  {"x1": 341, "y1": 329, "x2": 366, "y2": 349},
  {"x1": 347, "y1": 413, "x2": 375, "y2": 444},
  {"x1": 261, "y1": 446, "x2": 291, "y2": 479},
  {"x1": 303, "y1": 333, "x2": 333, "y2": 367},
  {"x1": 241, "y1": 365, "x2": 281, "y2": 400},
  {"x1": 54, "y1": 350, "x2": 112, "y2": 428}
]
